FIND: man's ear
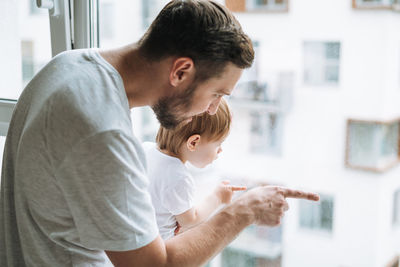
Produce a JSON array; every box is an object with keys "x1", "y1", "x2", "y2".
[
  {"x1": 169, "y1": 57, "x2": 194, "y2": 87},
  {"x1": 186, "y1": 134, "x2": 201, "y2": 152}
]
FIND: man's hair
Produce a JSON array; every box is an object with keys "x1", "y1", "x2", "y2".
[
  {"x1": 156, "y1": 98, "x2": 232, "y2": 156},
  {"x1": 138, "y1": 0, "x2": 254, "y2": 81}
]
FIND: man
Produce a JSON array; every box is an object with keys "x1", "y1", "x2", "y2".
[{"x1": 0, "y1": 1, "x2": 319, "y2": 266}]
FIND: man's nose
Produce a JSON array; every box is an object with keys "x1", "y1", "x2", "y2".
[{"x1": 207, "y1": 98, "x2": 221, "y2": 115}]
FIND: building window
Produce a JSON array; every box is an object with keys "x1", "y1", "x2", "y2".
[
  {"x1": 250, "y1": 112, "x2": 282, "y2": 155},
  {"x1": 394, "y1": 189, "x2": 400, "y2": 227},
  {"x1": 346, "y1": 119, "x2": 400, "y2": 172},
  {"x1": 220, "y1": 224, "x2": 282, "y2": 267},
  {"x1": 303, "y1": 42, "x2": 341, "y2": 86},
  {"x1": 247, "y1": 0, "x2": 288, "y2": 11},
  {"x1": 225, "y1": 0, "x2": 289, "y2": 12},
  {"x1": 299, "y1": 194, "x2": 334, "y2": 232},
  {"x1": 352, "y1": 0, "x2": 397, "y2": 9}
]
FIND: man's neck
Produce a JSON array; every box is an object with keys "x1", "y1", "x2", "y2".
[{"x1": 99, "y1": 44, "x2": 171, "y2": 109}]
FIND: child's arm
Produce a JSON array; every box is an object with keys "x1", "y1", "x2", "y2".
[{"x1": 175, "y1": 181, "x2": 246, "y2": 232}]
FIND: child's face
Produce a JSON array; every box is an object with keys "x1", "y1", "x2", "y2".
[{"x1": 188, "y1": 138, "x2": 224, "y2": 168}]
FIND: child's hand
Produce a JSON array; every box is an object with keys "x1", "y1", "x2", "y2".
[{"x1": 215, "y1": 180, "x2": 247, "y2": 204}]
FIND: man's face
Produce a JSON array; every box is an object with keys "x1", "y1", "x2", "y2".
[{"x1": 152, "y1": 63, "x2": 243, "y2": 129}]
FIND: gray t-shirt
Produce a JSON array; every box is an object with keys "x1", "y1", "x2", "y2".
[{"x1": 0, "y1": 49, "x2": 158, "y2": 266}]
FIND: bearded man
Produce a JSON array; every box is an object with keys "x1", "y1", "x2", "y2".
[{"x1": 0, "y1": 1, "x2": 319, "y2": 266}]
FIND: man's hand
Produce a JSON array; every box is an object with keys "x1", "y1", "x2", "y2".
[
  {"x1": 215, "y1": 180, "x2": 247, "y2": 204},
  {"x1": 235, "y1": 186, "x2": 320, "y2": 226}
]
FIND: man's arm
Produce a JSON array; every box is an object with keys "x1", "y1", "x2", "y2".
[{"x1": 106, "y1": 186, "x2": 319, "y2": 267}]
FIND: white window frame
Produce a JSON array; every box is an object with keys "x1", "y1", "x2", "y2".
[{"x1": 0, "y1": 0, "x2": 97, "y2": 138}]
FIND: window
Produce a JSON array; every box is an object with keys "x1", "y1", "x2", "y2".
[
  {"x1": 346, "y1": 119, "x2": 400, "y2": 172},
  {"x1": 2, "y1": 1, "x2": 400, "y2": 266},
  {"x1": 250, "y1": 112, "x2": 282, "y2": 155},
  {"x1": 221, "y1": 224, "x2": 282, "y2": 267},
  {"x1": 394, "y1": 189, "x2": 400, "y2": 227},
  {"x1": 303, "y1": 42, "x2": 341, "y2": 86},
  {"x1": 299, "y1": 194, "x2": 334, "y2": 232},
  {"x1": 246, "y1": 0, "x2": 288, "y2": 11},
  {"x1": 1, "y1": 1, "x2": 51, "y2": 100},
  {"x1": 352, "y1": 0, "x2": 397, "y2": 9},
  {"x1": 225, "y1": 0, "x2": 289, "y2": 12}
]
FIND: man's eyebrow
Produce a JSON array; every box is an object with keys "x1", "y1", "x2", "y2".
[{"x1": 217, "y1": 89, "x2": 231, "y2": 96}]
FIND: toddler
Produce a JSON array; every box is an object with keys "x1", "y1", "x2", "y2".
[{"x1": 144, "y1": 98, "x2": 246, "y2": 240}]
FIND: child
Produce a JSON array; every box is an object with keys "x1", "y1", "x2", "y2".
[{"x1": 144, "y1": 98, "x2": 246, "y2": 240}]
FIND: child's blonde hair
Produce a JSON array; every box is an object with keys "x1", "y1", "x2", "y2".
[{"x1": 156, "y1": 98, "x2": 232, "y2": 156}]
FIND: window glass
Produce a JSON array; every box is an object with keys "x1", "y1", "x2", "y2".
[
  {"x1": 347, "y1": 121, "x2": 400, "y2": 170},
  {"x1": 95, "y1": 1, "x2": 400, "y2": 267},
  {"x1": 304, "y1": 42, "x2": 341, "y2": 85},
  {"x1": 0, "y1": 0, "x2": 51, "y2": 100},
  {"x1": 299, "y1": 194, "x2": 334, "y2": 232},
  {"x1": 246, "y1": 0, "x2": 288, "y2": 11}
]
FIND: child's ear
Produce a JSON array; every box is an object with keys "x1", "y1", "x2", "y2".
[{"x1": 186, "y1": 134, "x2": 201, "y2": 152}]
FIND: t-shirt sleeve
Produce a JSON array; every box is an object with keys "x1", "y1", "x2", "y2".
[
  {"x1": 161, "y1": 174, "x2": 195, "y2": 216},
  {"x1": 55, "y1": 130, "x2": 158, "y2": 251}
]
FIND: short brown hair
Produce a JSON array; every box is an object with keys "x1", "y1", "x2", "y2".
[
  {"x1": 156, "y1": 98, "x2": 232, "y2": 156},
  {"x1": 138, "y1": 0, "x2": 254, "y2": 82}
]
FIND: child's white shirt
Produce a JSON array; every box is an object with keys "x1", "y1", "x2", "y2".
[{"x1": 143, "y1": 142, "x2": 195, "y2": 240}]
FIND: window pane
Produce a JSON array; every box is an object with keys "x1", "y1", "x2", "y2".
[
  {"x1": 304, "y1": 41, "x2": 341, "y2": 85},
  {"x1": 299, "y1": 195, "x2": 334, "y2": 232},
  {"x1": 247, "y1": 0, "x2": 288, "y2": 10},
  {"x1": 0, "y1": 0, "x2": 52, "y2": 100},
  {"x1": 96, "y1": 1, "x2": 400, "y2": 267},
  {"x1": 347, "y1": 121, "x2": 399, "y2": 170}
]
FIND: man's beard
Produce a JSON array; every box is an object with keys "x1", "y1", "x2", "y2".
[{"x1": 152, "y1": 82, "x2": 197, "y2": 129}]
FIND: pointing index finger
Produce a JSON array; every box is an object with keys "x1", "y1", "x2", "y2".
[
  {"x1": 228, "y1": 185, "x2": 247, "y2": 192},
  {"x1": 280, "y1": 188, "x2": 320, "y2": 201}
]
